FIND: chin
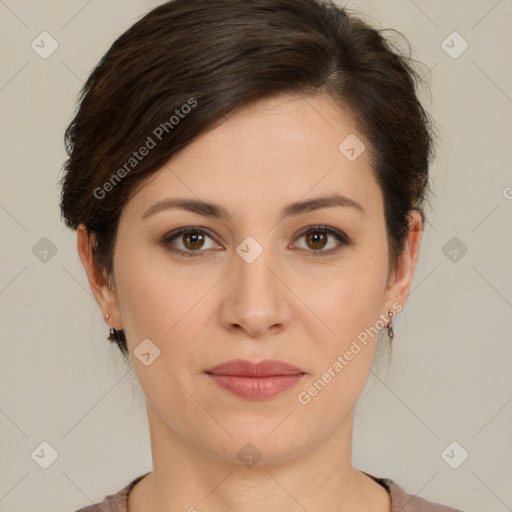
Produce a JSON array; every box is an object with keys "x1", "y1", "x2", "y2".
[{"x1": 198, "y1": 423, "x2": 312, "y2": 468}]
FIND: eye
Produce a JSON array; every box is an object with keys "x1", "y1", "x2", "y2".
[
  {"x1": 160, "y1": 227, "x2": 220, "y2": 257},
  {"x1": 292, "y1": 226, "x2": 350, "y2": 257},
  {"x1": 160, "y1": 225, "x2": 351, "y2": 258}
]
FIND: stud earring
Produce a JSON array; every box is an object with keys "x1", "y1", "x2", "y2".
[
  {"x1": 105, "y1": 313, "x2": 110, "y2": 320},
  {"x1": 387, "y1": 310, "x2": 394, "y2": 341}
]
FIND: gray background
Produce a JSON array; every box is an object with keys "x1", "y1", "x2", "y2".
[{"x1": 1, "y1": 1, "x2": 511, "y2": 511}]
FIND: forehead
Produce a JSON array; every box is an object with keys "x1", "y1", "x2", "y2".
[{"x1": 125, "y1": 93, "x2": 382, "y2": 223}]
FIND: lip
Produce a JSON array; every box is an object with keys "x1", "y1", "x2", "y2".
[
  {"x1": 205, "y1": 359, "x2": 306, "y2": 400},
  {"x1": 206, "y1": 359, "x2": 305, "y2": 377}
]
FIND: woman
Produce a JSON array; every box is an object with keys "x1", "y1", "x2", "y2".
[{"x1": 60, "y1": 0, "x2": 465, "y2": 510}]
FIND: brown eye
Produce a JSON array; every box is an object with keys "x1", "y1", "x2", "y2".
[
  {"x1": 304, "y1": 231, "x2": 328, "y2": 250},
  {"x1": 161, "y1": 228, "x2": 219, "y2": 257},
  {"x1": 161, "y1": 225, "x2": 350, "y2": 259},
  {"x1": 182, "y1": 231, "x2": 206, "y2": 251},
  {"x1": 293, "y1": 227, "x2": 350, "y2": 257}
]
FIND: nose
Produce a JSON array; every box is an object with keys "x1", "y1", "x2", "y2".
[{"x1": 219, "y1": 243, "x2": 291, "y2": 338}]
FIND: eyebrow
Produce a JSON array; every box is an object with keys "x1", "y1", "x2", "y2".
[{"x1": 141, "y1": 193, "x2": 366, "y2": 221}]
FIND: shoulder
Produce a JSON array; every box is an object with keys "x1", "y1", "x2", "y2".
[
  {"x1": 364, "y1": 472, "x2": 466, "y2": 512},
  {"x1": 72, "y1": 473, "x2": 149, "y2": 512}
]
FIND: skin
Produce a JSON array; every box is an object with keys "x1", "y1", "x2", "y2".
[{"x1": 77, "y1": 93, "x2": 422, "y2": 512}]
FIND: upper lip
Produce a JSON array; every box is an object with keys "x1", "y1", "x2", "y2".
[{"x1": 205, "y1": 359, "x2": 306, "y2": 377}]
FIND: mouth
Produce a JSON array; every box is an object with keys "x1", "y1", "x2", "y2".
[{"x1": 204, "y1": 359, "x2": 306, "y2": 400}]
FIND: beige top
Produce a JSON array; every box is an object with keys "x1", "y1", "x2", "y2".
[{"x1": 73, "y1": 472, "x2": 465, "y2": 511}]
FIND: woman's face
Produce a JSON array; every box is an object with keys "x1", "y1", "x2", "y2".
[{"x1": 81, "y1": 93, "x2": 421, "y2": 465}]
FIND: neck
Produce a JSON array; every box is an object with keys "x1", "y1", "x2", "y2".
[{"x1": 129, "y1": 401, "x2": 390, "y2": 512}]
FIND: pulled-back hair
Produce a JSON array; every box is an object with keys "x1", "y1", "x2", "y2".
[{"x1": 59, "y1": 0, "x2": 435, "y2": 359}]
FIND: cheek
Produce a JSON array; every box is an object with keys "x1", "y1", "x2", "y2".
[
  {"x1": 115, "y1": 266, "x2": 167, "y2": 343},
  {"x1": 298, "y1": 249, "x2": 388, "y2": 391},
  {"x1": 308, "y1": 252, "x2": 387, "y2": 338},
  {"x1": 114, "y1": 249, "x2": 209, "y2": 423},
  {"x1": 114, "y1": 243, "x2": 217, "y2": 367},
  {"x1": 113, "y1": 239, "x2": 184, "y2": 344},
  {"x1": 294, "y1": 267, "x2": 386, "y2": 423}
]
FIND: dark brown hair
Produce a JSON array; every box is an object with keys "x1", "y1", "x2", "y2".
[{"x1": 59, "y1": 0, "x2": 435, "y2": 360}]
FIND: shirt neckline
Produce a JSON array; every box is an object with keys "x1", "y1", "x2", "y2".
[{"x1": 123, "y1": 470, "x2": 394, "y2": 511}]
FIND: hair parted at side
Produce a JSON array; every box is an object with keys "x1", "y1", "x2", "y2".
[{"x1": 59, "y1": 0, "x2": 436, "y2": 360}]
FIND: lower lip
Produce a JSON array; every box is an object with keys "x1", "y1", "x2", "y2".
[{"x1": 206, "y1": 373, "x2": 306, "y2": 399}]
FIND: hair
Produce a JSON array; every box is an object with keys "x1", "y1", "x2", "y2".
[{"x1": 59, "y1": 0, "x2": 436, "y2": 361}]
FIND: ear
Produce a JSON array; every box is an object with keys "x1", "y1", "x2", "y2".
[
  {"x1": 76, "y1": 224, "x2": 123, "y2": 330},
  {"x1": 384, "y1": 210, "x2": 423, "y2": 308}
]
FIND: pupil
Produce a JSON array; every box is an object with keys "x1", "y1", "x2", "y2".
[
  {"x1": 186, "y1": 232, "x2": 203, "y2": 249},
  {"x1": 308, "y1": 232, "x2": 326, "y2": 249}
]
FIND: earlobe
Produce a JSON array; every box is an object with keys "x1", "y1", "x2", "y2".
[{"x1": 76, "y1": 224, "x2": 123, "y2": 329}]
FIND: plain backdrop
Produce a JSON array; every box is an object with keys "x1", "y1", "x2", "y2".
[{"x1": 1, "y1": 1, "x2": 511, "y2": 511}]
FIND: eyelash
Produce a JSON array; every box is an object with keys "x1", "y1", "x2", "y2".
[{"x1": 159, "y1": 226, "x2": 351, "y2": 258}]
